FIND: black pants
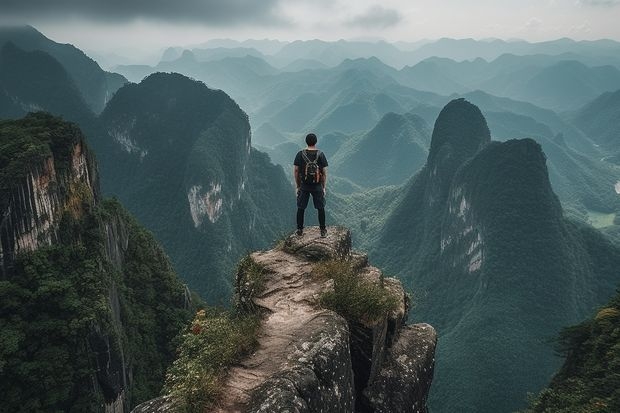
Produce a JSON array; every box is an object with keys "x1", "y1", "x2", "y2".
[{"x1": 296, "y1": 188, "x2": 326, "y2": 230}]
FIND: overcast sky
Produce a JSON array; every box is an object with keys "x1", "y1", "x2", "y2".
[{"x1": 2, "y1": 0, "x2": 619, "y2": 59}]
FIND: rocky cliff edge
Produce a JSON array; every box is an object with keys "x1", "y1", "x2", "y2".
[{"x1": 134, "y1": 226, "x2": 436, "y2": 413}]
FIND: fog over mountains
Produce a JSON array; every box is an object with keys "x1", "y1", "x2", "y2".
[{"x1": 1, "y1": 24, "x2": 620, "y2": 413}]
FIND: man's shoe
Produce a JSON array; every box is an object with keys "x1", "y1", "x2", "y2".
[
  {"x1": 320, "y1": 228, "x2": 327, "y2": 238},
  {"x1": 296, "y1": 228, "x2": 303, "y2": 236}
]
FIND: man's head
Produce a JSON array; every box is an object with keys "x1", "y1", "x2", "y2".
[{"x1": 305, "y1": 133, "x2": 317, "y2": 147}]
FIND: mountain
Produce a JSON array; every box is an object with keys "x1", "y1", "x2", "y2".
[
  {"x1": 115, "y1": 52, "x2": 279, "y2": 109},
  {"x1": 190, "y1": 46, "x2": 265, "y2": 62},
  {"x1": 331, "y1": 112, "x2": 431, "y2": 188},
  {"x1": 408, "y1": 38, "x2": 620, "y2": 66},
  {"x1": 571, "y1": 89, "x2": 620, "y2": 153},
  {"x1": 399, "y1": 55, "x2": 620, "y2": 111},
  {"x1": 0, "y1": 25, "x2": 127, "y2": 113},
  {"x1": 499, "y1": 61, "x2": 620, "y2": 111},
  {"x1": 91, "y1": 73, "x2": 293, "y2": 303},
  {"x1": 0, "y1": 113, "x2": 191, "y2": 411},
  {"x1": 524, "y1": 290, "x2": 620, "y2": 412},
  {"x1": 252, "y1": 121, "x2": 288, "y2": 147},
  {"x1": 0, "y1": 42, "x2": 93, "y2": 124},
  {"x1": 371, "y1": 99, "x2": 620, "y2": 413}
]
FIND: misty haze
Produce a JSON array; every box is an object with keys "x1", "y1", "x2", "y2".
[{"x1": 1, "y1": 1, "x2": 620, "y2": 412}]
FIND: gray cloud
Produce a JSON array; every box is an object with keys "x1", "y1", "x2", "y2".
[
  {"x1": 0, "y1": 0, "x2": 285, "y2": 26},
  {"x1": 578, "y1": 0, "x2": 620, "y2": 6},
  {"x1": 347, "y1": 6, "x2": 403, "y2": 29}
]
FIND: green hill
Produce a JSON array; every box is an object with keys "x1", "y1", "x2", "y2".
[
  {"x1": 331, "y1": 112, "x2": 430, "y2": 188},
  {"x1": 371, "y1": 99, "x2": 620, "y2": 413}
]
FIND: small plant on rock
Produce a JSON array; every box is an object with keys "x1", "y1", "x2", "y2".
[{"x1": 314, "y1": 259, "x2": 400, "y2": 325}]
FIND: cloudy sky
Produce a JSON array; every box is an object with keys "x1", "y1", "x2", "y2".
[{"x1": 1, "y1": 0, "x2": 619, "y2": 59}]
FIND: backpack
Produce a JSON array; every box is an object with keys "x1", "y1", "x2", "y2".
[{"x1": 300, "y1": 150, "x2": 322, "y2": 185}]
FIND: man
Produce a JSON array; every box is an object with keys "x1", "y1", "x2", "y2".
[{"x1": 293, "y1": 133, "x2": 328, "y2": 237}]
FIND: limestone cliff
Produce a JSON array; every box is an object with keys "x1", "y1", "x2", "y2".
[
  {"x1": 0, "y1": 113, "x2": 99, "y2": 276},
  {"x1": 133, "y1": 227, "x2": 436, "y2": 413},
  {"x1": 0, "y1": 113, "x2": 191, "y2": 411}
]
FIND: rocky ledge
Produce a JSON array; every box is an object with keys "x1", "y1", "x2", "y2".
[{"x1": 133, "y1": 226, "x2": 436, "y2": 413}]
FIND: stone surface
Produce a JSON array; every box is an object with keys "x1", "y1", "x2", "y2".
[
  {"x1": 363, "y1": 324, "x2": 437, "y2": 413},
  {"x1": 216, "y1": 226, "x2": 355, "y2": 412}
]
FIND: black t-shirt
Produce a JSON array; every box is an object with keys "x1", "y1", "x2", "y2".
[{"x1": 294, "y1": 149, "x2": 328, "y2": 191}]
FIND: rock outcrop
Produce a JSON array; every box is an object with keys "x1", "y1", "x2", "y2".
[{"x1": 134, "y1": 226, "x2": 436, "y2": 413}]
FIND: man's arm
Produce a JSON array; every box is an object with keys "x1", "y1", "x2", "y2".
[
  {"x1": 321, "y1": 167, "x2": 328, "y2": 194},
  {"x1": 294, "y1": 165, "x2": 301, "y2": 191}
]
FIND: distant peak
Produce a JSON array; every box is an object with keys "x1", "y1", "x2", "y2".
[{"x1": 428, "y1": 98, "x2": 490, "y2": 164}]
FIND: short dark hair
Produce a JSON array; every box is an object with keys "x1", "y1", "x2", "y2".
[{"x1": 305, "y1": 133, "x2": 317, "y2": 146}]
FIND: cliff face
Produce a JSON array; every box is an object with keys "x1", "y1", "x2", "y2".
[
  {"x1": 0, "y1": 113, "x2": 98, "y2": 275},
  {"x1": 0, "y1": 113, "x2": 191, "y2": 412},
  {"x1": 134, "y1": 227, "x2": 437, "y2": 413}
]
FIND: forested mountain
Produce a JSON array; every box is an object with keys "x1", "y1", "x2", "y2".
[
  {"x1": 91, "y1": 73, "x2": 293, "y2": 302},
  {"x1": 0, "y1": 25, "x2": 127, "y2": 113},
  {"x1": 370, "y1": 99, "x2": 620, "y2": 413},
  {"x1": 0, "y1": 113, "x2": 191, "y2": 411}
]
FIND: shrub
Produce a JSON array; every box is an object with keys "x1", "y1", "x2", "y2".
[
  {"x1": 314, "y1": 259, "x2": 400, "y2": 324},
  {"x1": 163, "y1": 309, "x2": 260, "y2": 412}
]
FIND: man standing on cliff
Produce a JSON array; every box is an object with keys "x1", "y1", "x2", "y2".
[{"x1": 294, "y1": 133, "x2": 328, "y2": 237}]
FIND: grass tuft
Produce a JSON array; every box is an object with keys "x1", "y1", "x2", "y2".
[{"x1": 314, "y1": 259, "x2": 400, "y2": 324}]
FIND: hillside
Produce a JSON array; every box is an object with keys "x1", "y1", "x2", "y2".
[
  {"x1": 371, "y1": 99, "x2": 620, "y2": 413},
  {"x1": 91, "y1": 73, "x2": 293, "y2": 303},
  {"x1": 0, "y1": 113, "x2": 191, "y2": 410}
]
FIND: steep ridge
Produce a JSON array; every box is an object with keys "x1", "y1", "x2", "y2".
[
  {"x1": 373, "y1": 99, "x2": 620, "y2": 413},
  {"x1": 134, "y1": 227, "x2": 437, "y2": 413},
  {"x1": 0, "y1": 113, "x2": 191, "y2": 411},
  {"x1": 92, "y1": 73, "x2": 293, "y2": 303}
]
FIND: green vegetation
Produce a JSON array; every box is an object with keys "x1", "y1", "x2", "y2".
[
  {"x1": 163, "y1": 309, "x2": 260, "y2": 412},
  {"x1": 523, "y1": 291, "x2": 620, "y2": 413},
  {"x1": 313, "y1": 259, "x2": 399, "y2": 324},
  {"x1": 163, "y1": 255, "x2": 266, "y2": 411}
]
